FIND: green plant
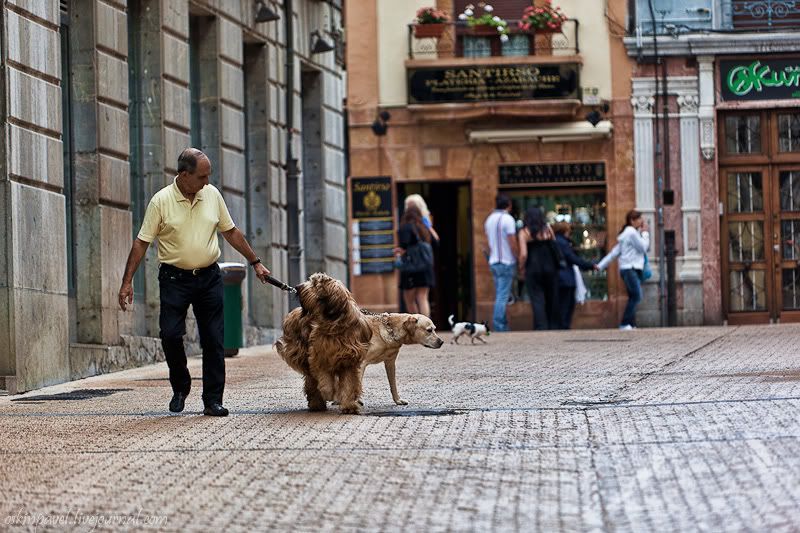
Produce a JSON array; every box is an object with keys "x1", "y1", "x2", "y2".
[{"x1": 458, "y1": 3, "x2": 509, "y2": 40}]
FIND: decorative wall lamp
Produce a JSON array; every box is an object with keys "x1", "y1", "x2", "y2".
[
  {"x1": 255, "y1": 0, "x2": 280, "y2": 23},
  {"x1": 585, "y1": 103, "x2": 610, "y2": 127},
  {"x1": 310, "y1": 30, "x2": 335, "y2": 54},
  {"x1": 371, "y1": 111, "x2": 391, "y2": 136}
]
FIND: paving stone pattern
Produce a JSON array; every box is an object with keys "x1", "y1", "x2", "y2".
[{"x1": 1, "y1": 325, "x2": 800, "y2": 531}]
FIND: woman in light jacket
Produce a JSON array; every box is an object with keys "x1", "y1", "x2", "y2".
[{"x1": 597, "y1": 210, "x2": 650, "y2": 330}]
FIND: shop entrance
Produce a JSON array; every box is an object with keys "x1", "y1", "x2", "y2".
[
  {"x1": 720, "y1": 110, "x2": 800, "y2": 323},
  {"x1": 397, "y1": 182, "x2": 473, "y2": 329}
]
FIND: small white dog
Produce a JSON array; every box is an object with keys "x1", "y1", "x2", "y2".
[{"x1": 448, "y1": 315, "x2": 490, "y2": 344}]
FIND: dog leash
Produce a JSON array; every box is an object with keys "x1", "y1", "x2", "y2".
[{"x1": 262, "y1": 274, "x2": 297, "y2": 294}]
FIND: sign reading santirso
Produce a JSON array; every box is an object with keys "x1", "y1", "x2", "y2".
[
  {"x1": 721, "y1": 58, "x2": 800, "y2": 101},
  {"x1": 408, "y1": 63, "x2": 580, "y2": 104}
]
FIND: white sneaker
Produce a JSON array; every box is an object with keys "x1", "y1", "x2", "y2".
[{"x1": 619, "y1": 324, "x2": 634, "y2": 331}]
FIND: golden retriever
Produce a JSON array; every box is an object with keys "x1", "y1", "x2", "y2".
[
  {"x1": 274, "y1": 273, "x2": 444, "y2": 414},
  {"x1": 275, "y1": 273, "x2": 372, "y2": 414}
]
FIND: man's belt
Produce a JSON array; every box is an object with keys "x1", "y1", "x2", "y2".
[{"x1": 159, "y1": 263, "x2": 219, "y2": 276}]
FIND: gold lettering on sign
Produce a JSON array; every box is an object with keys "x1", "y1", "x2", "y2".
[{"x1": 353, "y1": 182, "x2": 391, "y2": 193}]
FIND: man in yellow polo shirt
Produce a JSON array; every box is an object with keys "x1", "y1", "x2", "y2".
[{"x1": 118, "y1": 148, "x2": 271, "y2": 417}]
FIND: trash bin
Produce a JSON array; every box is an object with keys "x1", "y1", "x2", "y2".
[{"x1": 219, "y1": 262, "x2": 247, "y2": 357}]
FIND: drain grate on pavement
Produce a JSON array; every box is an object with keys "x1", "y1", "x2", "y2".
[
  {"x1": 567, "y1": 338, "x2": 631, "y2": 343},
  {"x1": 561, "y1": 398, "x2": 632, "y2": 407},
  {"x1": 11, "y1": 388, "x2": 132, "y2": 403},
  {"x1": 368, "y1": 409, "x2": 465, "y2": 417}
]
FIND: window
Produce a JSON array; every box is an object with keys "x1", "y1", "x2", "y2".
[
  {"x1": 502, "y1": 34, "x2": 530, "y2": 57},
  {"x1": 778, "y1": 113, "x2": 800, "y2": 152},
  {"x1": 634, "y1": 0, "x2": 713, "y2": 34},
  {"x1": 462, "y1": 36, "x2": 491, "y2": 58},
  {"x1": 510, "y1": 190, "x2": 608, "y2": 301},
  {"x1": 725, "y1": 115, "x2": 761, "y2": 154}
]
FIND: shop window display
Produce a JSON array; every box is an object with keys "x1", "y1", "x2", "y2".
[{"x1": 508, "y1": 190, "x2": 608, "y2": 301}]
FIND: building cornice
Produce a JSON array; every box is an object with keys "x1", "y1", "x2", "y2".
[
  {"x1": 632, "y1": 76, "x2": 698, "y2": 97},
  {"x1": 624, "y1": 32, "x2": 800, "y2": 57}
]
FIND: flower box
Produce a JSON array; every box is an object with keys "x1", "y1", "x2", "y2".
[
  {"x1": 466, "y1": 24, "x2": 502, "y2": 36},
  {"x1": 414, "y1": 23, "x2": 446, "y2": 38}
]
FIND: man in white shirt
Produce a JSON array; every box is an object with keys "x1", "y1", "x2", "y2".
[{"x1": 484, "y1": 195, "x2": 519, "y2": 332}]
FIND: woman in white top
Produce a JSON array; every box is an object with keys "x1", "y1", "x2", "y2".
[{"x1": 597, "y1": 210, "x2": 650, "y2": 330}]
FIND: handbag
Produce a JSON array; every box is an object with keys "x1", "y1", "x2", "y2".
[
  {"x1": 398, "y1": 227, "x2": 434, "y2": 273},
  {"x1": 639, "y1": 254, "x2": 653, "y2": 282}
]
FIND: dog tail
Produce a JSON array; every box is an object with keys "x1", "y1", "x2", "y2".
[
  {"x1": 448, "y1": 314, "x2": 455, "y2": 327},
  {"x1": 274, "y1": 308, "x2": 311, "y2": 375}
]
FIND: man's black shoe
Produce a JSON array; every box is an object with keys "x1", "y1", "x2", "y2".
[
  {"x1": 203, "y1": 403, "x2": 229, "y2": 417},
  {"x1": 169, "y1": 392, "x2": 188, "y2": 413}
]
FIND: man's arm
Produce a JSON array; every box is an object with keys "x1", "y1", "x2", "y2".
[
  {"x1": 507, "y1": 234, "x2": 519, "y2": 262},
  {"x1": 221, "y1": 227, "x2": 272, "y2": 283},
  {"x1": 118, "y1": 238, "x2": 150, "y2": 311}
]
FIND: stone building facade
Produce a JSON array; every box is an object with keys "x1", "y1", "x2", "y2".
[{"x1": 0, "y1": 0, "x2": 347, "y2": 393}]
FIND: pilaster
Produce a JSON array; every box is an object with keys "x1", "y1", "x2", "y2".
[
  {"x1": 630, "y1": 94, "x2": 656, "y2": 233},
  {"x1": 677, "y1": 93, "x2": 703, "y2": 282}
]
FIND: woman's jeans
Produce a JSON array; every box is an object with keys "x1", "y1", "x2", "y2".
[
  {"x1": 490, "y1": 262, "x2": 516, "y2": 332},
  {"x1": 620, "y1": 268, "x2": 643, "y2": 327}
]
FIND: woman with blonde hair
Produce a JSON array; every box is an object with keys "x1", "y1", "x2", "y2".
[
  {"x1": 396, "y1": 204, "x2": 437, "y2": 317},
  {"x1": 404, "y1": 194, "x2": 440, "y2": 241}
]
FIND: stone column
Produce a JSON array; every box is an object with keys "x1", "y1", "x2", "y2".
[
  {"x1": 677, "y1": 93, "x2": 703, "y2": 282},
  {"x1": 0, "y1": 2, "x2": 69, "y2": 392},
  {"x1": 631, "y1": 94, "x2": 657, "y2": 245},
  {"x1": 70, "y1": 0, "x2": 133, "y2": 346}
]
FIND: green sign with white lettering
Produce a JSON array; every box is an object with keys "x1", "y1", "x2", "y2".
[{"x1": 721, "y1": 59, "x2": 800, "y2": 101}]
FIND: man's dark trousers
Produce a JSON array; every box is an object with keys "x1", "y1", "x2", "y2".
[{"x1": 158, "y1": 263, "x2": 225, "y2": 406}]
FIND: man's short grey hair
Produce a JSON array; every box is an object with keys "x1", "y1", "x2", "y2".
[{"x1": 177, "y1": 148, "x2": 205, "y2": 174}]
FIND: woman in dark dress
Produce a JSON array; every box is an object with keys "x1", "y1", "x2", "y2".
[
  {"x1": 517, "y1": 206, "x2": 559, "y2": 330},
  {"x1": 552, "y1": 221, "x2": 597, "y2": 330},
  {"x1": 396, "y1": 204, "x2": 437, "y2": 317}
]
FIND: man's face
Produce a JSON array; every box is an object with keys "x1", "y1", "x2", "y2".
[{"x1": 181, "y1": 156, "x2": 211, "y2": 194}]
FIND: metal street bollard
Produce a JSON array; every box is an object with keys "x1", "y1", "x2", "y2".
[{"x1": 219, "y1": 262, "x2": 246, "y2": 357}]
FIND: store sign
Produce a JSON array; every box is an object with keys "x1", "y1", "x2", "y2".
[
  {"x1": 721, "y1": 58, "x2": 800, "y2": 101},
  {"x1": 499, "y1": 162, "x2": 605, "y2": 187},
  {"x1": 408, "y1": 63, "x2": 579, "y2": 104},
  {"x1": 350, "y1": 177, "x2": 395, "y2": 275},
  {"x1": 351, "y1": 176, "x2": 393, "y2": 219}
]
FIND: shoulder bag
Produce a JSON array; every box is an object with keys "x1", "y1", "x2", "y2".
[{"x1": 398, "y1": 227, "x2": 434, "y2": 273}]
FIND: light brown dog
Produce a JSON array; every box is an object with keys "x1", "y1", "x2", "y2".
[
  {"x1": 275, "y1": 273, "x2": 372, "y2": 414},
  {"x1": 360, "y1": 311, "x2": 444, "y2": 406}
]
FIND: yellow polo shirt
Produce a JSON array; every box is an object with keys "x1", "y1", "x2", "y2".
[{"x1": 137, "y1": 178, "x2": 236, "y2": 269}]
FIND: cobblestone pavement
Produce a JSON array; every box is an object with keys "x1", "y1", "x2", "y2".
[{"x1": 2, "y1": 325, "x2": 800, "y2": 532}]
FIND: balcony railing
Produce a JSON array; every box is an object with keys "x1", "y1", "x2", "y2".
[
  {"x1": 723, "y1": 0, "x2": 800, "y2": 29},
  {"x1": 407, "y1": 20, "x2": 579, "y2": 61}
]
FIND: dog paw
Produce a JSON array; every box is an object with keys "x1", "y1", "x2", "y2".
[
  {"x1": 339, "y1": 405, "x2": 361, "y2": 415},
  {"x1": 308, "y1": 399, "x2": 328, "y2": 412},
  {"x1": 394, "y1": 399, "x2": 408, "y2": 406}
]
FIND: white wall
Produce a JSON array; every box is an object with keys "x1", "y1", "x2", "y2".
[
  {"x1": 555, "y1": 0, "x2": 613, "y2": 101},
  {"x1": 377, "y1": 0, "x2": 430, "y2": 106}
]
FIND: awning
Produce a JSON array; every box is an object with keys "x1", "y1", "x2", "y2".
[{"x1": 467, "y1": 120, "x2": 613, "y2": 144}]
